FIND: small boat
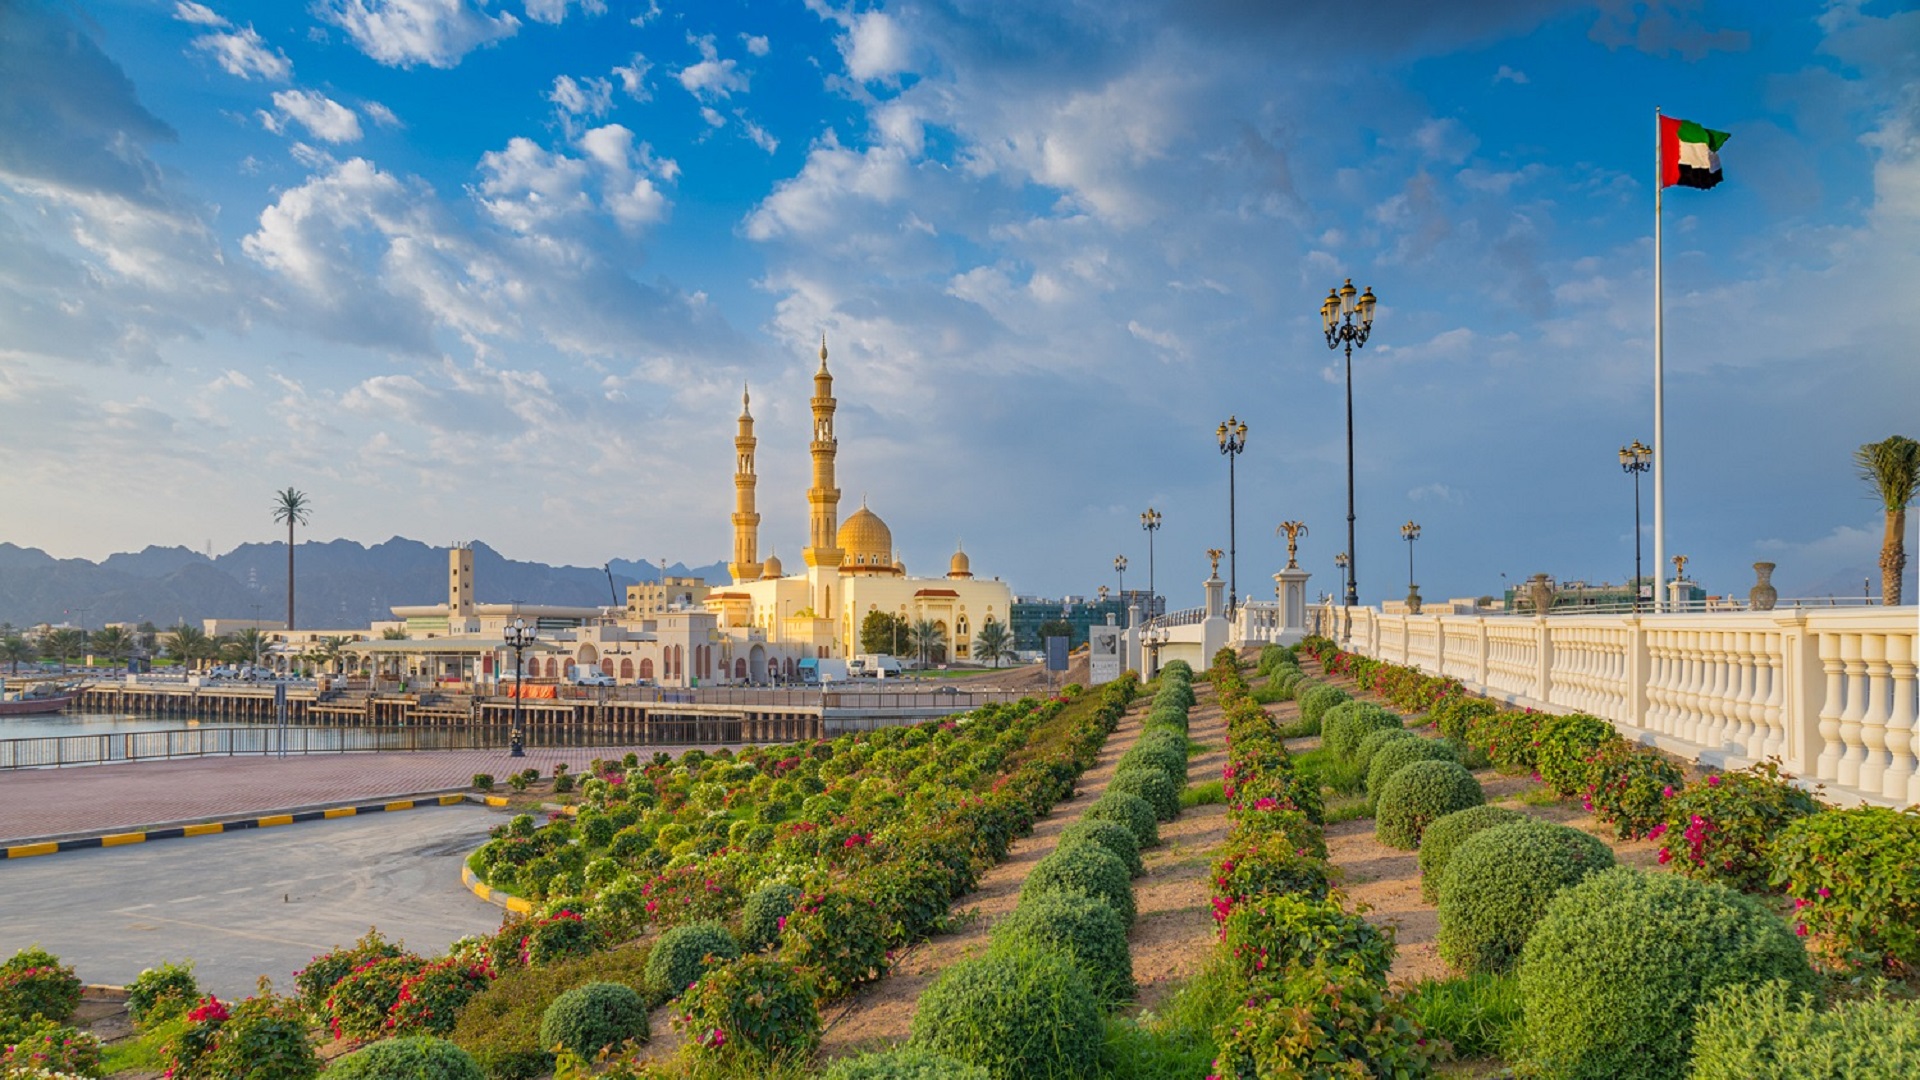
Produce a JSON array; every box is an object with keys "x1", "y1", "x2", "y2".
[{"x1": 0, "y1": 683, "x2": 73, "y2": 716}]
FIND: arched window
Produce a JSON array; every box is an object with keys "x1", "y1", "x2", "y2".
[
  {"x1": 600, "y1": 659, "x2": 613, "y2": 675},
  {"x1": 620, "y1": 658, "x2": 634, "y2": 680},
  {"x1": 735, "y1": 658, "x2": 747, "y2": 679},
  {"x1": 564, "y1": 658, "x2": 576, "y2": 675},
  {"x1": 639, "y1": 658, "x2": 654, "y2": 679}
]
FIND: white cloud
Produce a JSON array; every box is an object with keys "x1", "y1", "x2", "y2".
[
  {"x1": 1493, "y1": 64, "x2": 1529, "y2": 84},
  {"x1": 1126, "y1": 319, "x2": 1187, "y2": 360},
  {"x1": 363, "y1": 101, "x2": 403, "y2": 128},
  {"x1": 612, "y1": 53, "x2": 652, "y2": 101},
  {"x1": 742, "y1": 34, "x2": 770, "y2": 57},
  {"x1": 839, "y1": 10, "x2": 911, "y2": 82},
  {"x1": 548, "y1": 75, "x2": 614, "y2": 133},
  {"x1": 171, "y1": 2, "x2": 228, "y2": 27},
  {"x1": 739, "y1": 115, "x2": 779, "y2": 154},
  {"x1": 316, "y1": 0, "x2": 521, "y2": 69},
  {"x1": 267, "y1": 90, "x2": 364, "y2": 143},
  {"x1": 676, "y1": 34, "x2": 749, "y2": 100},
  {"x1": 476, "y1": 124, "x2": 673, "y2": 234},
  {"x1": 190, "y1": 26, "x2": 292, "y2": 81},
  {"x1": 523, "y1": 0, "x2": 605, "y2": 26},
  {"x1": 700, "y1": 106, "x2": 725, "y2": 129}
]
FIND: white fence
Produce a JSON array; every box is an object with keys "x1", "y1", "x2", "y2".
[{"x1": 1312, "y1": 605, "x2": 1920, "y2": 808}]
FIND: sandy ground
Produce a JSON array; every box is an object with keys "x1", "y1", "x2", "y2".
[{"x1": 1124, "y1": 696, "x2": 1230, "y2": 1014}]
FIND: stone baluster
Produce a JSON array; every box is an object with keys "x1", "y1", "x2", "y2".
[
  {"x1": 1759, "y1": 632, "x2": 1786, "y2": 760},
  {"x1": 1674, "y1": 629, "x2": 1701, "y2": 744},
  {"x1": 1857, "y1": 633, "x2": 1891, "y2": 794},
  {"x1": 1835, "y1": 633, "x2": 1867, "y2": 789},
  {"x1": 1885, "y1": 632, "x2": 1916, "y2": 805},
  {"x1": 1815, "y1": 631, "x2": 1846, "y2": 781},
  {"x1": 1644, "y1": 631, "x2": 1668, "y2": 734},
  {"x1": 1695, "y1": 631, "x2": 1725, "y2": 750}
]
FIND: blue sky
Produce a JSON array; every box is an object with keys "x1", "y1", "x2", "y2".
[{"x1": 1, "y1": 0, "x2": 1915, "y2": 608}]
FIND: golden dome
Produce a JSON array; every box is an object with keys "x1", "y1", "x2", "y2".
[
  {"x1": 760, "y1": 553, "x2": 783, "y2": 579},
  {"x1": 948, "y1": 547, "x2": 972, "y2": 579},
  {"x1": 837, "y1": 504, "x2": 893, "y2": 569}
]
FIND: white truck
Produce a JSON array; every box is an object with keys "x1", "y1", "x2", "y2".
[
  {"x1": 797, "y1": 657, "x2": 850, "y2": 685},
  {"x1": 851, "y1": 654, "x2": 904, "y2": 679},
  {"x1": 570, "y1": 666, "x2": 617, "y2": 687}
]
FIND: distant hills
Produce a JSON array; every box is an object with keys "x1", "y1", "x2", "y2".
[{"x1": 0, "y1": 539, "x2": 728, "y2": 630}]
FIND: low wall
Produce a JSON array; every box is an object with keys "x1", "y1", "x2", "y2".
[{"x1": 1313, "y1": 605, "x2": 1920, "y2": 809}]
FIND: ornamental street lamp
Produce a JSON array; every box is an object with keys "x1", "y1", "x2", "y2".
[
  {"x1": 1322, "y1": 278, "x2": 1378, "y2": 608},
  {"x1": 1619, "y1": 440, "x2": 1652, "y2": 612},
  {"x1": 1400, "y1": 521, "x2": 1422, "y2": 610},
  {"x1": 1139, "y1": 508, "x2": 1162, "y2": 617},
  {"x1": 503, "y1": 617, "x2": 536, "y2": 758},
  {"x1": 1114, "y1": 555, "x2": 1128, "y2": 604},
  {"x1": 1217, "y1": 416, "x2": 1248, "y2": 617},
  {"x1": 1334, "y1": 551, "x2": 1350, "y2": 600}
]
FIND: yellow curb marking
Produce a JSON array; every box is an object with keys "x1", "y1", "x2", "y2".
[
  {"x1": 102, "y1": 832, "x2": 146, "y2": 847},
  {"x1": 6, "y1": 843, "x2": 57, "y2": 859},
  {"x1": 257, "y1": 814, "x2": 294, "y2": 827},
  {"x1": 183, "y1": 823, "x2": 224, "y2": 837},
  {"x1": 323, "y1": 807, "x2": 356, "y2": 819},
  {"x1": 384, "y1": 800, "x2": 414, "y2": 812},
  {"x1": 483, "y1": 795, "x2": 510, "y2": 807},
  {"x1": 438, "y1": 794, "x2": 465, "y2": 806},
  {"x1": 504, "y1": 896, "x2": 533, "y2": 913}
]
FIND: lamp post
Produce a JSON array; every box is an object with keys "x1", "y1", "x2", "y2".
[
  {"x1": 503, "y1": 617, "x2": 536, "y2": 758},
  {"x1": 1139, "y1": 508, "x2": 1161, "y2": 617},
  {"x1": 1334, "y1": 552, "x2": 1350, "y2": 601},
  {"x1": 1217, "y1": 416, "x2": 1248, "y2": 617},
  {"x1": 1400, "y1": 521, "x2": 1421, "y2": 608},
  {"x1": 1322, "y1": 278, "x2": 1378, "y2": 608},
  {"x1": 1114, "y1": 555, "x2": 1127, "y2": 605},
  {"x1": 1619, "y1": 439, "x2": 1652, "y2": 612}
]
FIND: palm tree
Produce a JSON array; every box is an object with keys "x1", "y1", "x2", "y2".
[
  {"x1": 907, "y1": 618, "x2": 946, "y2": 670},
  {"x1": 42, "y1": 628, "x2": 86, "y2": 671},
  {"x1": 161, "y1": 624, "x2": 210, "y2": 671},
  {"x1": 90, "y1": 626, "x2": 133, "y2": 668},
  {"x1": 312, "y1": 636, "x2": 347, "y2": 674},
  {"x1": 272, "y1": 487, "x2": 312, "y2": 630},
  {"x1": 0, "y1": 635, "x2": 36, "y2": 674},
  {"x1": 1856, "y1": 435, "x2": 1920, "y2": 606},
  {"x1": 381, "y1": 627, "x2": 409, "y2": 640},
  {"x1": 227, "y1": 627, "x2": 267, "y2": 667},
  {"x1": 972, "y1": 617, "x2": 1014, "y2": 669}
]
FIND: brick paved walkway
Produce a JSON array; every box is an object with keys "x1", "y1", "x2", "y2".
[{"x1": 0, "y1": 744, "x2": 733, "y2": 844}]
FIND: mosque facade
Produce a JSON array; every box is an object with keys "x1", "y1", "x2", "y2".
[{"x1": 703, "y1": 339, "x2": 1013, "y2": 663}]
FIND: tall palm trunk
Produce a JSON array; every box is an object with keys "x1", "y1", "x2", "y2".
[
  {"x1": 287, "y1": 517, "x2": 296, "y2": 630},
  {"x1": 1884, "y1": 504, "x2": 1907, "y2": 607}
]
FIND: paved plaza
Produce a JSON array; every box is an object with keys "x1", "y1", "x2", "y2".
[{"x1": 0, "y1": 806, "x2": 505, "y2": 997}]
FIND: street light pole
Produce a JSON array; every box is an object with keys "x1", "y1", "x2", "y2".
[
  {"x1": 1620, "y1": 440, "x2": 1652, "y2": 612},
  {"x1": 503, "y1": 617, "x2": 535, "y2": 758},
  {"x1": 1334, "y1": 552, "x2": 1350, "y2": 601},
  {"x1": 1139, "y1": 508, "x2": 1161, "y2": 618},
  {"x1": 1114, "y1": 555, "x2": 1127, "y2": 605},
  {"x1": 1322, "y1": 279, "x2": 1377, "y2": 608},
  {"x1": 1401, "y1": 521, "x2": 1422, "y2": 606},
  {"x1": 1217, "y1": 416, "x2": 1247, "y2": 617}
]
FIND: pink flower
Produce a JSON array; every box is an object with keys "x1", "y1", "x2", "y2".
[
  {"x1": 1793, "y1": 898, "x2": 1808, "y2": 910},
  {"x1": 1817, "y1": 887, "x2": 1831, "y2": 899},
  {"x1": 1657, "y1": 848, "x2": 1672, "y2": 865},
  {"x1": 1796, "y1": 923, "x2": 1808, "y2": 937},
  {"x1": 1706, "y1": 774, "x2": 1722, "y2": 787},
  {"x1": 1647, "y1": 823, "x2": 1667, "y2": 841},
  {"x1": 1662, "y1": 785, "x2": 1675, "y2": 798}
]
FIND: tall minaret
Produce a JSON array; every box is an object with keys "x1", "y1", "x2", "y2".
[
  {"x1": 728, "y1": 384, "x2": 762, "y2": 584},
  {"x1": 802, "y1": 335, "x2": 844, "y2": 571}
]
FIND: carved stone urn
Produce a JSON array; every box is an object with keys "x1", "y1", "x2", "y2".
[
  {"x1": 1526, "y1": 573, "x2": 1556, "y2": 616},
  {"x1": 1406, "y1": 586, "x2": 1423, "y2": 615},
  {"x1": 1749, "y1": 562, "x2": 1778, "y2": 612}
]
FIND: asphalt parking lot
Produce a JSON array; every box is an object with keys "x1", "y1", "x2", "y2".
[{"x1": 0, "y1": 804, "x2": 507, "y2": 997}]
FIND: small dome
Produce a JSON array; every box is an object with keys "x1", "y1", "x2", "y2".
[
  {"x1": 760, "y1": 553, "x2": 783, "y2": 579},
  {"x1": 948, "y1": 548, "x2": 972, "y2": 579},
  {"x1": 837, "y1": 504, "x2": 893, "y2": 568}
]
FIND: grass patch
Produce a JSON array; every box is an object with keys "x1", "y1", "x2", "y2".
[
  {"x1": 1251, "y1": 683, "x2": 1292, "y2": 705},
  {"x1": 101, "y1": 1017, "x2": 183, "y2": 1073},
  {"x1": 1399, "y1": 971, "x2": 1524, "y2": 1061},
  {"x1": 1180, "y1": 780, "x2": 1225, "y2": 808},
  {"x1": 1515, "y1": 784, "x2": 1559, "y2": 807},
  {"x1": 1102, "y1": 957, "x2": 1239, "y2": 1080},
  {"x1": 1323, "y1": 795, "x2": 1374, "y2": 824},
  {"x1": 1293, "y1": 746, "x2": 1366, "y2": 796}
]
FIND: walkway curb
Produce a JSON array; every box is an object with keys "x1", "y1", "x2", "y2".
[
  {"x1": 461, "y1": 863, "x2": 534, "y2": 915},
  {"x1": 2, "y1": 790, "x2": 488, "y2": 859}
]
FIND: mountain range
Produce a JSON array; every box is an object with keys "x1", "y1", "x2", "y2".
[{"x1": 0, "y1": 539, "x2": 728, "y2": 630}]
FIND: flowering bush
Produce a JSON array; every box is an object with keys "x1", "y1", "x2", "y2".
[
  {"x1": 166, "y1": 982, "x2": 318, "y2": 1080},
  {"x1": 1430, "y1": 696, "x2": 1500, "y2": 743},
  {"x1": 126, "y1": 960, "x2": 199, "y2": 1027},
  {"x1": 0, "y1": 1018, "x2": 101, "y2": 1076},
  {"x1": 325, "y1": 954, "x2": 429, "y2": 1041},
  {"x1": 538, "y1": 981, "x2": 647, "y2": 1060},
  {"x1": 1532, "y1": 713, "x2": 1618, "y2": 796},
  {"x1": 1465, "y1": 707, "x2": 1545, "y2": 771},
  {"x1": 518, "y1": 909, "x2": 600, "y2": 967},
  {"x1": 0, "y1": 948, "x2": 81, "y2": 1026},
  {"x1": 1770, "y1": 805, "x2": 1920, "y2": 974},
  {"x1": 778, "y1": 888, "x2": 888, "y2": 1000},
  {"x1": 673, "y1": 955, "x2": 819, "y2": 1069},
  {"x1": 738, "y1": 881, "x2": 801, "y2": 952},
  {"x1": 1221, "y1": 894, "x2": 1394, "y2": 987},
  {"x1": 1651, "y1": 760, "x2": 1820, "y2": 892},
  {"x1": 1209, "y1": 965, "x2": 1435, "y2": 1080},
  {"x1": 386, "y1": 958, "x2": 494, "y2": 1036},
  {"x1": 1437, "y1": 820, "x2": 1616, "y2": 974},
  {"x1": 1579, "y1": 740, "x2": 1685, "y2": 839},
  {"x1": 293, "y1": 929, "x2": 405, "y2": 1015},
  {"x1": 1210, "y1": 834, "x2": 1334, "y2": 922}
]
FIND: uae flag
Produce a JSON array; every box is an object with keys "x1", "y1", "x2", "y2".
[{"x1": 1661, "y1": 116, "x2": 1730, "y2": 189}]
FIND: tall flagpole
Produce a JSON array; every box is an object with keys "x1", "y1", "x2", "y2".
[{"x1": 1652, "y1": 107, "x2": 1666, "y2": 613}]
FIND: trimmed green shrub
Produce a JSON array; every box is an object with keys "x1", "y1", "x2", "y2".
[
  {"x1": 1210, "y1": 965, "x2": 1435, "y2": 1080},
  {"x1": 643, "y1": 921, "x2": 739, "y2": 1001},
  {"x1": 127, "y1": 960, "x2": 200, "y2": 1027},
  {"x1": 1518, "y1": 867, "x2": 1816, "y2": 1080},
  {"x1": 1534, "y1": 713, "x2": 1618, "y2": 795},
  {"x1": 1107, "y1": 767, "x2": 1178, "y2": 822},
  {"x1": 675, "y1": 956, "x2": 821, "y2": 1068},
  {"x1": 1418, "y1": 805, "x2": 1527, "y2": 903},
  {"x1": 1374, "y1": 760, "x2": 1483, "y2": 850},
  {"x1": 1219, "y1": 894, "x2": 1394, "y2": 987},
  {"x1": 1771, "y1": 805, "x2": 1920, "y2": 973},
  {"x1": 1365, "y1": 735, "x2": 1459, "y2": 799},
  {"x1": 1438, "y1": 820, "x2": 1615, "y2": 973},
  {"x1": 1120, "y1": 734, "x2": 1188, "y2": 786},
  {"x1": 448, "y1": 943, "x2": 650, "y2": 1080},
  {"x1": 740, "y1": 881, "x2": 802, "y2": 952},
  {"x1": 1353, "y1": 726, "x2": 1418, "y2": 777},
  {"x1": 1297, "y1": 682, "x2": 1349, "y2": 732},
  {"x1": 1057, "y1": 818, "x2": 1143, "y2": 877},
  {"x1": 1687, "y1": 978, "x2": 1920, "y2": 1080},
  {"x1": 472, "y1": 773, "x2": 495, "y2": 792},
  {"x1": 993, "y1": 890, "x2": 1133, "y2": 1005},
  {"x1": 1082, "y1": 791, "x2": 1158, "y2": 848},
  {"x1": 910, "y1": 944, "x2": 1104, "y2": 1080},
  {"x1": 1022, "y1": 843, "x2": 1136, "y2": 924},
  {"x1": 328, "y1": 1036, "x2": 485, "y2": 1080},
  {"x1": 538, "y1": 981, "x2": 647, "y2": 1060},
  {"x1": 1322, "y1": 701, "x2": 1403, "y2": 762},
  {"x1": 0, "y1": 947, "x2": 82, "y2": 1025},
  {"x1": 823, "y1": 1047, "x2": 991, "y2": 1079}
]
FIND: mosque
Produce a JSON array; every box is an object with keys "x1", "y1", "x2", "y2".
[{"x1": 702, "y1": 338, "x2": 1013, "y2": 664}]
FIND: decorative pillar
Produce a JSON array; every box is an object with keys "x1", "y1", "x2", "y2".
[{"x1": 1272, "y1": 568, "x2": 1310, "y2": 646}]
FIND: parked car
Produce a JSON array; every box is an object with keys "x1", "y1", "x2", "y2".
[{"x1": 571, "y1": 668, "x2": 617, "y2": 687}]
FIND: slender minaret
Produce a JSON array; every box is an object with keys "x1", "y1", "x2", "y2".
[
  {"x1": 802, "y1": 335, "x2": 843, "y2": 571},
  {"x1": 728, "y1": 384, "x2": 762, "y2": 584}
]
